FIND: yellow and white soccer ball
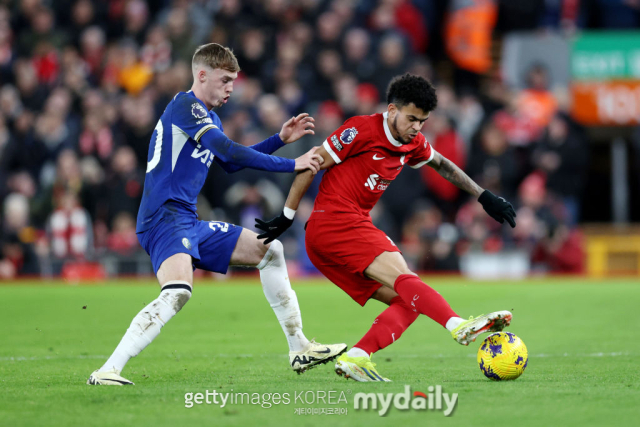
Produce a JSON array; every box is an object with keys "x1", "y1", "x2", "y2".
[{"x1": 477, "y1": 332, "x2": 528, "y2": 381}]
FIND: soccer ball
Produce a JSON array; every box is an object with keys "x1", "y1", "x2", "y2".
[{"x1": 477, "y1": 332, "x2": 528, "y2": 381}]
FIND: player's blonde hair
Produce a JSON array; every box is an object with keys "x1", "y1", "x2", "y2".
[{"x1": 192, "y1": 43, "x2": 240, "y2": 73}]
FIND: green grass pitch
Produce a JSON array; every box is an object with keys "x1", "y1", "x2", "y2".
[{"x1": 1, "y1": 277, "x2": 639, "y2": 426}]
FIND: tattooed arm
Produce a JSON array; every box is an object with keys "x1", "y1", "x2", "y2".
[
  {"x1": 427, "y1": 150, "x2": 483, "y2": 197},
  {"x1": 427, "y1": 149, "x2": 516, "y2": 227}
]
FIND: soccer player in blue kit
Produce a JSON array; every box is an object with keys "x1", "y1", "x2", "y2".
[{"x1": 87, "y1": 44, "x2": 346, "y2": 385}]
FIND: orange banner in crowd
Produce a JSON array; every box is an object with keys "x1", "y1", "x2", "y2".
[{"x1": 571, "y1": 80, "x2": 640, "y2": 125}]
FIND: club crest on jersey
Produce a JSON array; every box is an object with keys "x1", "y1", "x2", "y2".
[
  {"x1": 340, "y1": 127, "x2": 358, "y2": 145},
  {"x1": 191, "y1": 103, "x2": 208, "y2": 119},
  {"x1": 182, "y1": 238, "x2": 192, "y2": 250}
]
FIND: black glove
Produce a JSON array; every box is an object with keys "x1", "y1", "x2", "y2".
[
  {"x1": 478, "y1": 190, "x2": 517, "y2": 228},
  {"x1": 255, "y1": 212, "x2": 294, "y2": 244}
]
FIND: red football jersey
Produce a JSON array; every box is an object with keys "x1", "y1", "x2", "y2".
[{"x1": 310, "y1": 112, "x2": 434, "y2": 220}]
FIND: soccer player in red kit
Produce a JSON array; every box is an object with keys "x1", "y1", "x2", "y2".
[{"x1": 256, "y1": 74, "x2": 517, "y2": 382}]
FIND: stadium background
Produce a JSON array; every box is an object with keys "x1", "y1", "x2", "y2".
[
  {"x1": 2, "y1": 2, "x2": 640, "y2": 426},
  {"x1": 1, "y1": 0, "x2": 640, "y2": 279}
]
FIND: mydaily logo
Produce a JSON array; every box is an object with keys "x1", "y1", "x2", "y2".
[{"x1": 353, "y1": 385, "x2": 458, "y2": 416}]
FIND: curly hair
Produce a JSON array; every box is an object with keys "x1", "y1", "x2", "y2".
[{"x1": 386, "y1": 73, "x2": 438, "y2": 113}]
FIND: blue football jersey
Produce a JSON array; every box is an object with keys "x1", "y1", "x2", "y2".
[{"x1": 136, "y1": 91, "x2": 223, "y2": 232}]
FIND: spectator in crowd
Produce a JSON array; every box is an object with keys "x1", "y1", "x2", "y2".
[
  {"x1": 105, "y1": 146, "x2": 143, "y2": 227},
  {"x1": 533, "y1": 114, "x2": 589, "y2": 225},
  {"x1": 1, "y1": 193, "x2": 40, "y2": 277},
  {"x1": 467, "y1": 121, "x2": 519, "y2": 200},
  {"x1": 420, "y1": 111, "x2": 466, "y2": 216},
  {"x1": 47, "y1": 188, "x2": 93, "y2": 260}
]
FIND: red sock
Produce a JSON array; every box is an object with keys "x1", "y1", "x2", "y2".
[
  {"x1": 355, "y1": 296, "x2": 419, "y2": 355},
  {"x1": 393, "y1": 274, "x2": 459, "y2": 327}
]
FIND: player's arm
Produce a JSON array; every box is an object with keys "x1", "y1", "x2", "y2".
[
  {"x1": 199, "y1": 127, "x2": 322, "y2": 174},
  {"x1": 427, "y1": 150, "x2": 483, "y2": 197},
  {"x1": 285, "y1": 144, "x2": 334, "y2": 210},
  {"x1": 213, "y1": 113, "x2": 315, "y2": 173},
  {"x1": 213, "y1": 133, "x2": 284, "y2": 173},
  {"x1": 427, "y1": 150, "x2": 516, "y2": 228},
  {"x1": 254, "y1": 145, "x2": 335, "y2": 244}
]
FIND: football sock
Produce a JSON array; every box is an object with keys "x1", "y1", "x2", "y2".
[
  {"x1": 99, "y1": 281, "x2": 192, "y2": 373},
  {"x1": 354, "y1": 296, "x2": 419, "y2": 355},
  {"x1": 394, "y1": 274, "x2": 459, "y2": 328},
  {"x1": 257, "y1": 240, "x2": 310, "y2": 352},
  {"x1": 445, "y1": 317, "x2": 465, "y2": 332},
  {"x1": 346, "y1": 347, "x2": 369, "y2": 358}
]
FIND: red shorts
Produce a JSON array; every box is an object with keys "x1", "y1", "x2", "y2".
[{"x1": 305, "y1": 217, "x2": 400, "y2": 306}]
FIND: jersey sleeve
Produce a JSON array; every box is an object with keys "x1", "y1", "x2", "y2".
[
  {"x1": 407, "y1": 134, "x2": 436, "y2": 169},
  {"x1": 171, "y1": 93, "x2": 218, "y2": 142},
  {"x1": 322, "y1": 116, "x2": 373, "y2": 164},
  {"x1": 199, "y1": 126, "x2": 294, "y2": 173},
  {"x1": 213, "y1": 134, "x2": 285, "y2": 174}
]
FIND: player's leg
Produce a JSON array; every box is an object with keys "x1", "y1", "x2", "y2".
[
  {"x1": 229, "y1": 228, "x2": 346, "y2": 372},
  {"x1": 364, "y1": 251, "x2": 461, "y2": 327},
  {"x1": 347, "y1": 286, "x2": 419, "y2": 358},
  {"x1": 334, "y1": 286, "x2": 419, "y2": 382},
  {"x1": 229, "y1": 228, "x2": 309, "y2": 351},
  {"x1": 305, "y1": 223, "x2": 402, "y2": 381},
  {"x1": 88, "y1": 247, "x2": 195, "y2": 384},
  {"x1": 364, "y1": 251, "x2": 511, "y2": 345}
]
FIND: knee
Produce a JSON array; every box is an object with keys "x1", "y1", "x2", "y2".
[
  {"x1": 258, "y1": 239, "x2": 284, "y2": 270},
  {"x1": 390, "y1": 268, "x2": 415, "y2": 282},
  {"x1": 267, "y1": 239, "x2": 284, "y2": 256}
]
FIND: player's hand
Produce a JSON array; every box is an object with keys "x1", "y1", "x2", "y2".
[
  {"x1": 478, "y1": 190, "x2": 517, "y2": 228},
  {"x1": 294, "y1": 147, "x2": 323, "y2": 174},
  {"x1": 279, "y1": 113, "x2": 315, "y2": 144},
  {"x1": 255, "y1": 212, "x2": 294, "y2": 244}
]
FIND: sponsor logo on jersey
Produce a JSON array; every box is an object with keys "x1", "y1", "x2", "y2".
[
  {"x1": 191, "y1": 103, "x2": 208, "y2": 119},
  {"x1": 192, "y1": 144, "x2": 215, "y2": 167},
  {"x1": 340, "y1": 127, "x2": 358, "y2": 144},
  {"x1": 331, "y1": 135, "x2": 343, "y2": 151},
  {"x1": 373, "y1": 154, "x2": 385, "y2": 160},
  {"x1": 377, "y1": 178, "x2": 392, "y2": 191},
  {"x1": 182, "y1": 238, "x2": 192, "y2": 250},
  {"x1": 365, "y1": 174, "x2": 379, "y2": 190},
  {"x1": 365, "y1": 174, "x2": 392, "y2": 191}
]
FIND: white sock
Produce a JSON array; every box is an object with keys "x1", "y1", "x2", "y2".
[
  {"x1": 445, "y1": 316, "x2": 465, "y2": 332},
  {"x1": 347, "y1": 347, "x2": 369, "y2": 358},
  {"x1": 99, "y1": 281, "x2": 192, "y2": 374},
  {"x1": 257, "y1": 240, "x2": 310, "y2": 352}
]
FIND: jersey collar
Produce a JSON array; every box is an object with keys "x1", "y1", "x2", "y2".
[{"x1": 382, "y1": 112, "x2": 403, "y2": 147}]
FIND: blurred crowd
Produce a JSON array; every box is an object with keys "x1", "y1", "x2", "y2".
[{"x1": 2, "y1": 0, "x2": 638, "y2": 279}]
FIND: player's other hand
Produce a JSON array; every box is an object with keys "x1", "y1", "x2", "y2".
[
  {"x1": 478, "y1": 190, "x2": 517, "y2": 228},
  {"x1": 279, "y1": 113, "x2": 315, "y2": 144},
  {"x1": 294, "y1": 147, "x2": 323, "y2": 174},
  {"x1": 255, "y1": 212, "x2": 293, "y2": 244}
]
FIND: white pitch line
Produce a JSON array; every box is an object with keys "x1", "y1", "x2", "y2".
[
  {"x1": 0, "y1": 352, "x2": 634, "y2": 363},
  {"x1": 398, "y1": 352, "x2": 633, "y2": 359},
  {"x1": 0, "y1": 355, "x2": 108, "y2": 362}
]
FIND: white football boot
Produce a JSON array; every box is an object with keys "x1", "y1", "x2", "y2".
[
  {"x1": 451, "y1": 310, "x2": 513, "y2": 346},
  {"x1": 87, "y1": 369, "x2": 134, "y2": 385},
  {"x1": 289, "y1": 340, "x2": 347, "y2": 374}
]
